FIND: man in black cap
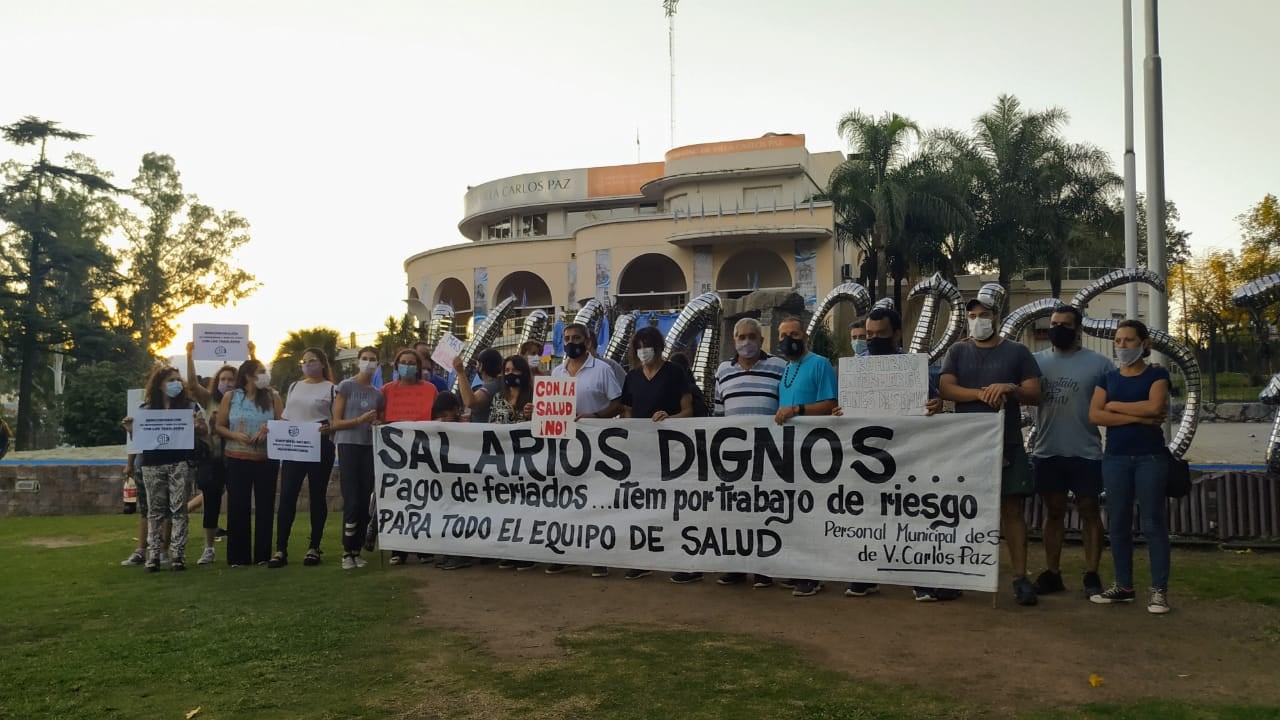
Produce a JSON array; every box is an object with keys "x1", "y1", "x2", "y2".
[{"x1": 939, "y1": 283, "x2": 1042, "y2": 606}]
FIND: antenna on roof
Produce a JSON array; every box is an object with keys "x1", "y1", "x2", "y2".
[{"x1": 663, "y1": 0, "x2": 679, "y2": 149}]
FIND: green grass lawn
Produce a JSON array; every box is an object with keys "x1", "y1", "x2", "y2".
[{"x1": 2, "y1": 515, "x2": 1278, "y2": 720}]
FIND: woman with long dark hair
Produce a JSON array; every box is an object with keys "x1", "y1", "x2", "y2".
[
  {"x1": 490, "y1": 355, "x2": 536, "y2": 571},
  {"x1": 216, "y1": 359, "x2": 283, "y2": 567},
  {"x1": 273, "y1": 348, "x2": 337, "y2": 568},
  {"x1": 194, "y1": 364, "x2": 237, "y2": 565},
  {"x1": 331, "y1": 346, "x2": 385, "y2": 570}
]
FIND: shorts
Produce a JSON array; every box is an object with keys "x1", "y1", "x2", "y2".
[
  {"x1": 1001, "y1": 443, "x2": 1035, "y2": 497},
  {"x1": 1032, "y1": 455, "x2": 1103, "y2": 498}
]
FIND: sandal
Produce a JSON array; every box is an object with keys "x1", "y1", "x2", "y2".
[
  {"x1": 303, "y1": 548, "x2": 321, "y2": 566},
  {"x1": 267, "y1": 552, "x2": 288, "y2": 569}
]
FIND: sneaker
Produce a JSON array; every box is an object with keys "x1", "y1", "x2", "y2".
[
  {"x1": 590, "y1": 566, "x2": 609, "y2": 577},
  {"x1": 1147, "y1": 588, "x2": 1171, "y2": 614},
  {"x1": 1082, "y1": 571, "x2": 1104, "y2": 598},
  {"x1": 417, "y1": 553, "x2": 433, "y2": 564},
  {"x1": 144, "y1": 560, "x2": 160, "y2": 573},
  {"x1": 752, "y1": 575, "x2": 774, "y2": 589},
  {"x1": 267, "y1": 552, "x2": 288, "y2": 569},
  {"x1": 197, "y1": 547, "x2": 216, "y2": 565},
  {"x1": 215, "y1": 527, "x2": 228, "y2": 540},
  {"x1": 1033, "y1": 569, "x2": 1066, "y2": 595},
  {"x1": 845, "y1": 583, "x2": 879, "y2": 597},
  {"x1": 441, "y1": 557, "x2": 471, "y2": 570},
  {"x1": 303, "y1": 548, "x2": 321, "y2": 567},
  {"x1": 1090, "y1": 584, "x2": 1136, "y2": 604},
  {"x1": 778, "y1": 579, "x2": 797, "y2": 590},
  {"x1": 353, "y1": 555, "x2": 368, "y2": 569},
  {"x1": 1013, "y1": 576, "x2": 1039, "y2": 606},
  {"x1": 159, "y1": 552, "x2": 172, "y2": 566},
  {"x1": 912, "y1": 588, "x2": 939, "y2": 602},
  {"x1": 717, "y1": 573, "x2": 746, "y2": 585},
  {"x1": 935, "y1": 588, "x2": 964, "y2": 602},
  {"x1": 341, "y1": 554, "x2": 357, "y2": 570},
  {"x1": 791, "y1": 580, "x2": 823, "y2": 597},
  {"x1": 670, "y1": 572, "x2": 704, "y2": 584},
  {"x1": 624, "y1": 569, "x2": 652, "y2": 580},
  {"x1": 515, "y1": 561, "x2": 538, "y2": 571},
  {"x1": 389, "y1": 553, "x2": 404, "y2": 566},
  {"x1": 171, "y1": 559, "x2": 186, "y2": 572},
  {"x1": 121, "y1": 550, "x2": 145, "y2": 566},
  {"x1": 497, "y1": 559, "x2": 516, "y2": 569}
]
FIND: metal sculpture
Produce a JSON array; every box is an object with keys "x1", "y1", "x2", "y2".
[
  {"x1": 664, "y1": 292, "x2": 723, "y2": 416},
  {"x1": 452, "y1": 295, "x2": 519, "y2": 392},
  {"x1": 426, "y1": 303, "x2": 454, "y2": 348},
  {"x1": 517, "y1": 309, "x2": 549, "y2": 351},
  {"x1": 999, "y1": 298, "x2": 1062, "y2": 343},
  {"x1": 1232, "y1": 273, "x2": 1280, "y2": 472},
  {"x1": 606, "y1": 312, "x2": 637, "y2": 366},
  {"x1": 1071, "y1": 268, "x2": 1164, "y2": 311},
  {"x1": 873, "y1": 297, "x2": 895, "y2": 311},
  {"x1": 573, "y1": 298, "x2": 609, "y2": 339},
  {"x1": 805, "y1": 282, "x2": 872, "y2": 339},
  {"x1": 906, "y1": 272, "x2": 966, "y2": 363}
]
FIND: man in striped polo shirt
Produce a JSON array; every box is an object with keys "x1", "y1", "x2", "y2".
[{"x1": 712, "y1": 317, "x2": 787, "y2": 588}]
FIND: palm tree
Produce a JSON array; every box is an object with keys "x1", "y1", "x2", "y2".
[
  {"x1": 1035, "y1": 140, "x2": 1121, "y2": 298},
  {"x1": 271, "y1": 327, "x2": 341, "y2": 392}
]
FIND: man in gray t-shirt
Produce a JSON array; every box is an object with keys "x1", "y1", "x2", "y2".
[
  {"x1": 1029, "y1": 305, "x2": 1114, "y2": 599},
  {"x1": 940, "y1": 285, "x2": 1042, "y2": 607}
]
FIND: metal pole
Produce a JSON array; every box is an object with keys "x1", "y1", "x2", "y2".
[
  {"x1": 1143, "y1": 0, "x2": 1168, "y2": 335},
  {"x1": 667, "y1": 1, "x2": 678, "y2": 149},
  {"x1": 1123, "y1": 0, "x2": 1139, "y2": 319}
]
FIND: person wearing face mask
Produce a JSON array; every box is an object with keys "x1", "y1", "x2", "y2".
[
  {"x1": 939, "y1": 284, "x2": 1042, "y2": 606},
  {"x1": 1088, "y1": 320, "x2": 1172, "y2": 614},
  {"x1": 848, "y1": 319, "x2": 868, "y2": 357},
  {"x1": 543, "y1": 322, "x2": 622, "y2": 577},
  {"x1": 454, "y1": 348, "x2": 504, "y2": 423},
  {"x1": 1029, "y1": 306, "x2": 1114, "y2": 599},
  {"x1": 381, "y1": 348, "x2": 438, "y2": 565},
  {"x1": 712, "y1": 317, "x2": 788, "y2": 588},
  {"x1": 216, "y1": 359, "x2": 284, "y2": 567},
  {"x1": 773, "y1": 316, "x2": 839, "y2": 598},
  {"x1": 128, "y1": 366, "x2": 209, "y2": 572},
  {"x1": 834, "y1": 306, "x2": 949, "y2": 602},
  {"x1": 519, "y1": 340, "x2": 547, "y2": 377},
  {"x1": 193, "y1": 365, "x2": 237, "y2": 565},
  {"x1": 411, "y1": 341, "x2": 450, "y2": 393},
  {"x1": 330, "y1": 347, "x2": 386, "y2": 570},
  {"x1": 486, "y1": 355, "x2": 538, "y2": 571},
  {"x1": 273, "y1": 348, "x2": 338, "y2": 569}
]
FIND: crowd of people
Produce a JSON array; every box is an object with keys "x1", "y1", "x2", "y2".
[{"x1": 120, "y1": 299, "x2": 1173, "y2": 614}]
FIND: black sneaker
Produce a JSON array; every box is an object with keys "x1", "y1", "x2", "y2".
[
  {"x1": 1090, "y1": 584, "x2": 1136, "y2": 604},
  {"x1": 497, "y1": 559, "x2": 516, "y2": 569},
  {"x1": 845, "y1": 583, "x2": 879, "y2": 597},
  {"x1": 717, "y1": 572, "x2": 746, "y2": 585},
  {"x1": 778, "y1": 579, "x2": 797, "y2": 590},
  {"x1": 752, "y1": 575, "x2": 774, "y2": 589},
  {"x1": 590, "y1": 566, "x2": 609, "y2": 577},
  {"x1": 791, "y1": 580, "x2": 822, "y2": 597},
  {"x1": 515, "y1": 561, "x2": 537, "y2": 571},
  {"x1": 544, "y1": 563, "x2": 570, "y2": 575},
  {"x1": 912, "y1": 587, "x2": 938, "y2": 602},
  {"x1": 935, "y1": 588, "x2": 963, "y2": 602},
  {"x1": 1082, "y1": 571, "x2": 1104, "y2": 598},
  {"x1": 670, "y1": 572, "x2": 704, "y2": 584},
  {"x1": 1013, "y1": 576, "x2": 1039, "y2": 606},
  {"x1": 171, "y1": 559, "x2": 187, "y2": 572},
  {"x1": 417, "y1": 553, "x2": 433, "y2": 565},
  {"x1": 144, "y1": 561, "x2": 160, "y2": 573},
  {"x1": 441, "y1": 557, "x2": 472, "y2": 570},
  {"x1": 624, "y1": 569, "x2": 652, "y2": 580},
  {"x1": 1033, "y1": 569, "x2": 1065, "y2": 595}
]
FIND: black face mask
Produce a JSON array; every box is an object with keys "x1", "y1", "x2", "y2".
[
  {"x1": 1047, "y1": 325, "x2": 1077, "y2": 350},
  {"x1": 866, "y1": 337, "x2": 896, "y2": 355},
  {"x1": 779, "y1": 337, "x2": 806, "y2": 358},
  {"x1": 503, "y1": 374, "x2": 521, "y2": 388},
  {"x1": 565, "y1": 342, "x2": 587, "y2": 359}
]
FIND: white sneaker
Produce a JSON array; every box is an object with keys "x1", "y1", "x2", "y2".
[
  {"x1": 353, "y1": 555, "x2": 368, "y2": 568},
  {"x1": 341, "y1": 555, "x2": 357, "y2": 570},
  {"x1": 159, "y1": 552, "x2": 172, "y2": 565},
  {"x1": 1148, "y1": 588, "x2": 1171, "y2": 614},
  {"x1": 197, "y1": 547, "x2": 216, "y2": 565}
]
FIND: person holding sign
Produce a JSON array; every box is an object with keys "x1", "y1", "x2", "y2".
[
  {"x1": 490, "y1": 355, "x2": 538, "y2": 571},
  {"x1": 713, "y1": 317, "x2": 787, "y2": 589},
  {"x1": 774, "y1": 316, "x2": 839, "y2": 598},
  {"x1": 939, "y1": 287, "x2": 1042, "y2": 606},
  {"x1": 195, "y1": 365, "x2": 238, "y2": 565},
  {"x1": 275, "y1": 348, "x2": 338, "y2": 569},
  {"x1": 382, "y1": 348, "x2": 438, "y2": 566},
  {"x1": 412, "y1": 341, "x2": 450, "y2": 393},
  {"x1": 543, "y1": 322, "x2": 622, "y2": 577},
  {"x1": 216, "y1": 359, "x2": 284, "y2": 567},
  {"x1": 130, "y1": 366, "x2": 208, "y2": 572},
  {"x1": 1087, "y1": 320, "x2": 1173, "y2": 614},
  {"x1": 454, "y1": 349, "x2": 503, "y2": 423},
  {"x1": 331, "y1": 347, "x2": 386, "y2": 570},
  {"x1": 1030, "y1": 305, "x2": 1113, "y2": 600}
]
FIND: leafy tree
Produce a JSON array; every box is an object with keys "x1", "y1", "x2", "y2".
[
  {"x1": 1237, "y1": 193, "x2": 1280, "y2": 282},
  {"x1": 114, "y1": 153, "x2": 258, "y2": 354},
  {"x1": 61, "y1": 361, "x2": 141, "y2": 447},
  {"x1": 270, "y1": 327, "x2": 341, "y2": 392},
  {"x1": 0, "y1": 117, "x2": 121, "y2": 450},
  {"x1": 1090, "y1": 194, "x2": 1192, "y2": 272},
  {"x1": 374, "y1": 313, "x2": 419, "y2": 369},
  {"x1": 1035, "y1": 140, "x2": 1121, "y2": 298}
]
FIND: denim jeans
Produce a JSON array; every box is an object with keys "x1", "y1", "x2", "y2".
[{"x1": 1102, "y1": 453, "x2": 1170, "y2": 590}]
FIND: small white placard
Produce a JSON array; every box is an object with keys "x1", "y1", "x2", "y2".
[
  {"x1": 266, "y1": 420, "x2": 322, "y2": 462},
  {"x1": 838, "y1": 353, "x2": 930, "y2": 417},
  {"x1": 193, "y1": 323, "x2": 250, "y2": 362},
  {"x1": 132, "y1": 409, "x2": 195, "y2": 451}
]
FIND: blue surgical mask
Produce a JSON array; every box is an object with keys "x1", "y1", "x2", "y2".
[
  {"x1": 852, "y1": 339, "x2": 868, "y2": 355},
  {"x1": 164, "y1": 380, "x2": 184, "y2": 398},
  {"x1": 397, "y1": 363, "x2": 416, "y2": 379}
]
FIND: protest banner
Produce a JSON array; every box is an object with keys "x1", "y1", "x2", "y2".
[
  {"x1": 373, "y1": 413, "x2": 1004, "y2": 591},
  {"x1": 431, "y1": 333, "x2": 465, "y2": 369},
  {"x1": 193, "y1": 323, "x2": 250, "y2": 362},
  {"x1": 266, "y1": 421, "x2": 322, "y2": 462},
  {"x1": 125, "y1": 388, "x2": 144, "y2": 453},
  {"x1": 531, "y1": 376, "x2": 575, "y2": 439},
  {"x1": 838, "y1": 353, "x2": 929, "y2": 417},
  {"x1": 132, "y1": 408, "x2": 195, "y2": 451}
]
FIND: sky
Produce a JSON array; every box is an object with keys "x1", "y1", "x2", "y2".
[{"x1": 3, "y1": 0, "x2": 1276, "y2": 365}]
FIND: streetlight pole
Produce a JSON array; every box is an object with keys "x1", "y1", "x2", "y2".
[
  {"x1": 1143, "y1": 0, "x2": 1168, "y2": 335},
  {"x1": 1123, "y1": 0, "x2": 1139, "y2": 319},
  {"x1": 664, "y1": 0, "x2": 679, "y2": 150}
]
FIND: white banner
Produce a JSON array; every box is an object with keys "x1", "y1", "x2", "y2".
[
  {"x1": 373, "y1": 414, "x2": 1005, "y2": 591},
  {"x1": 266, "y1": 421, "x2": 322, "y2": 462},
  {"x1": 132, "y1": 409, "x2": 195, "y2": 451},
  {"x1": 193, "y1": 323, "x2": 250, "y2": 362},
  {"x1": 838, "y1": 354, "x2": 930, "y2": 417}
]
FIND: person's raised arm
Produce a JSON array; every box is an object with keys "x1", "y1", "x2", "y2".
[{"x1": 185, "y1": 342, "x2": 212, "y2": 406}]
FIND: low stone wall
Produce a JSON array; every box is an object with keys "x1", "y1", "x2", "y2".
[
  {"x1": 0, "y1": 463, "x2": 345, "y2": 517},
  {"x1": 1191, "y1": 402, "x2": 1275, "y2": 423}
]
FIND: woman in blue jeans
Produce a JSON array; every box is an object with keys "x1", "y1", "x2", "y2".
[{"x1": 1087, "y1": 319, "x2": 1172, "y2": 614}]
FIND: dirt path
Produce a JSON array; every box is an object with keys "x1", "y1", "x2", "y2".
[{"x1": 410, "y1": 561, "x2": 1280, "y2": 716}]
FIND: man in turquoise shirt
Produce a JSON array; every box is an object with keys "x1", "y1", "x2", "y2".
[{"x1": 774, "y1": 317, "x2": 838, "y2": 598}]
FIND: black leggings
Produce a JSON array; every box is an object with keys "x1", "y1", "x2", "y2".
[
  {"x1": 225, "y1": 458, "x2": 279, "y2": 565},
  {"x1": 277, "y1": 438, "x2": 336, "y2": 552},
  {"x1": 338, "y1": 444, "x2": 375, "y2": 554},
  {"x1": 201, "y1": 459, "x2": 227, "y2": 531}
]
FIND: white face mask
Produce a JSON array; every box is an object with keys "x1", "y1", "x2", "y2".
[
  {"x1": 525, "y1": 354, "x2": 541, "y2": 368},
  {"x1": 735, "y1": 339, "x2": 760, "y2": 360},
  {"x1": 255, "y1": 372, "x2": 271, "y2": 389},
  {"x1": 358, "y1": 359, "x2": 378, "y2": 375},
  {"x1": 636, "y1": 347, "x2": 657, "y2": 365},
  {"x1": 1115, "y1": 347, "x2": 1145, "y2": 366},
  {"x1": 968, "y1": 317, "x2": 995, "y2": 341}
]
